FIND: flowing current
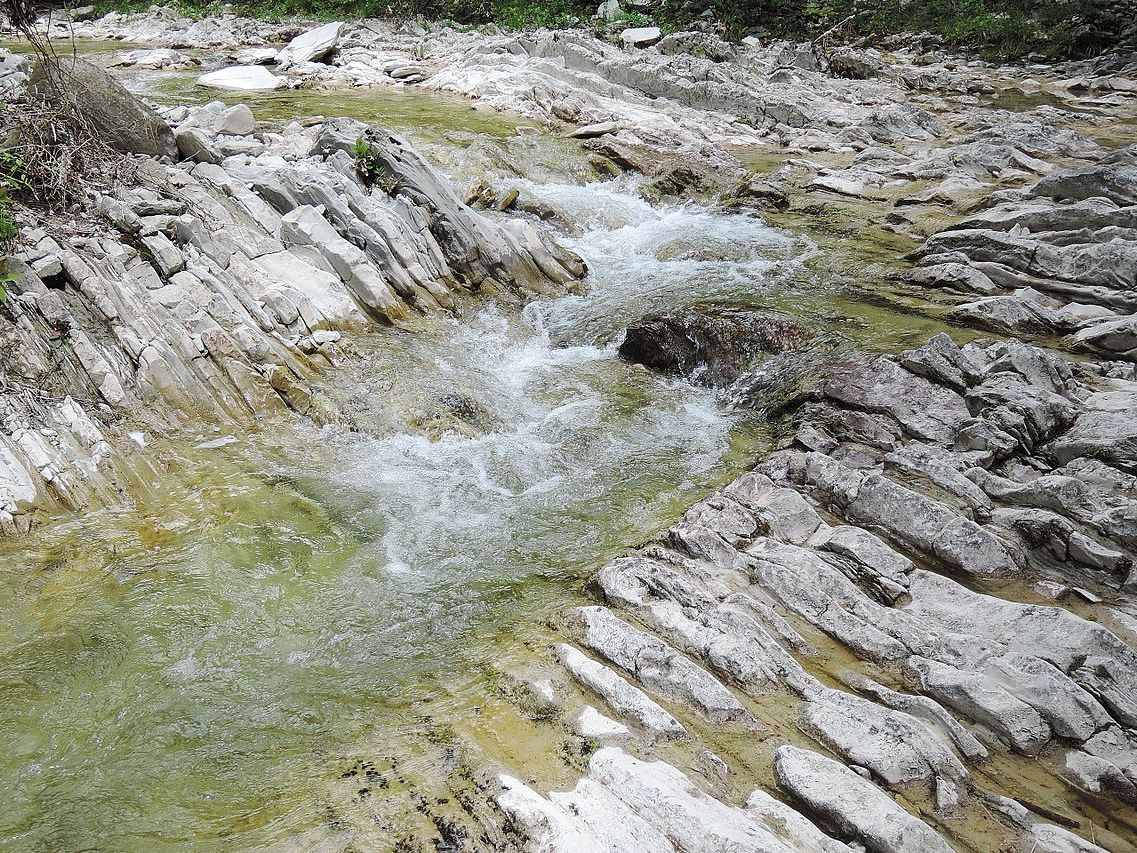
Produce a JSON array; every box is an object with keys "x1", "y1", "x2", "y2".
[{"x1": 0, "y1": 180, "x2": 811, "y2": 849}]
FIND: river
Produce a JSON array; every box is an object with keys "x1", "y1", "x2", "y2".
[{"x1": 0, "y1": 40, "x2": 978, "y2": 848}]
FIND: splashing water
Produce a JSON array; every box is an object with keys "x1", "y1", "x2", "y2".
[{"x1": 0, "y1": 179, "x2": 811, "y2": 850}]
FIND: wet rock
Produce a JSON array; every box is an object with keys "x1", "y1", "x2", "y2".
[
  {"x1": 568, "y1": 606, "x2": 760, "y2": 727},
  {"x1": 618, "y1": 307, "x2": 812, "y2": 388},
  {"x1": 720, "y1": 177, "x2": 790, "y2": 213},
  {"x1": 555, "y1": 644, "x2": 686, "y2": 739}
]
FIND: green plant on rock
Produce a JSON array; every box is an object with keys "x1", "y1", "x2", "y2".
[{"x1": 352, "y1": 136, "x2": 401, "y2": 195}]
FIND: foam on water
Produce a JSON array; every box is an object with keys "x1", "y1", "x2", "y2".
[{"x1": 0, "y1": 178, "x2": 808, "y2": 850}]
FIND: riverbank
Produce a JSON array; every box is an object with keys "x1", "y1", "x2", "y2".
[{"x1": 1, "y1": 13, "x2": 1136, "y2": 852}]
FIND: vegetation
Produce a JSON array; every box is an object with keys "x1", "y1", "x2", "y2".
[
  {"x1": 352, "y1": 135, "x2": 400, "y2": 194},
  {"x1": 88, "y1": 0, "x2": 1129, "y2": 57}
]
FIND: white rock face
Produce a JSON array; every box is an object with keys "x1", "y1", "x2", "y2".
[
  {"x1": 573, "y1": 706, "x2": 630, "y2": 739},
  {"x1": 197, "y1": 65, "x2": 284, "y2": 91},
  {"x1": 596, "y1": 0, "x2": 621, "y2": 20},
  {"x1": 555, "y1": 643, "x2": 686, "y2": 739},
  {"x1": 277, "y1": 21, "x2": 343, "y2": 66},
  {"x1": 235, "y1": 46, "x2": 278, "y2": 65}
]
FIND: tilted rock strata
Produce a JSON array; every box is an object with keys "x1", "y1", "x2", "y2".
[
  {"x1": 500, "y1": 334, "x2": 1136, "y2": 852},
  {"x1": 0, "y1": 110, "x2": 584, "y2": 535}
]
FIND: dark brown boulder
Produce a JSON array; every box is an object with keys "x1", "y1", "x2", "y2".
[
  {"x1": 29, "y1": 57, "x2": 178, "y2": 161},
  {"x1": 618, "y1": 306, "x2": 812, "y2": 388}
]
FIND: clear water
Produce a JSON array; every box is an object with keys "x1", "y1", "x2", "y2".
[{"x1": 0, "y1": 182, "x2": 801, "y2": 850}]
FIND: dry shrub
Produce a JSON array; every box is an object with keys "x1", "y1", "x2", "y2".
[{"x1": 1, "y1": 3, "x2": 134, "y2": 211}]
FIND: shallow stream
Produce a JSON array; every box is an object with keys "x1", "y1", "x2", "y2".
[{"x1": 0, "y1": 46, "x2": 971, "y2": 850}]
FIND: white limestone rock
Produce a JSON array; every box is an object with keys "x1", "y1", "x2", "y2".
[{"x1": 197, "y1": 65, "x2": 285, "y2": 91}]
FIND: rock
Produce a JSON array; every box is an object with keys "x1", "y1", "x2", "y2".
[
  {"x1": 1030, "y1": 164, "x2": 1137, "y2": 207},
  {"x1": 720, "y1": 177, "x2": 790, "y2": 212},
  {"x1": 568, "y1": 606, "x2": 760, "y2": 727},
  {"x1": 620, "y1": 27, "x2": 662, "y2": 48},
  {"x1": 827, "y1": 46, "x2": 884, "y2": 80},
  {"x1": 774, "y1": 745, "x2": 954, "y2": 853},
  {"x1": 110, "y1": 48, "x2": 196, "y2": 70},
  {"x1": 910, "y1": 656, "x2": 1051, "y2": 755},
  {"x1": 566, "y1": 121, "x2": 620, "y2": 139},
  {"x1": 279, "y1": 205, "x2": 405, "y2": 323},
  {"x1": 555, "y1": 643, "x2": 686, "y2": 739},
  {"x1": 197, "y1": 65, "x2": 285, "y2": 91},
  {"x1": 573, "y1": 706, "x2": 630, "y2": 739},
  {"x1": 174, "y1": 126, "x2": 223, "y2": 165},
  {"x1": 1048, "y1": 389, "x2": 1137, "y2": 474},
  {"x1": 235, "y1": 46, "x2": 278, "y2": 65},
  {"x1": 277, "y1": 21, "x2": 343, "y2": 67},
  {"x1": 28, "y1": 57, "x2": 178, "y2": 160},
  {"x1": 596, "y1": 0, "x2": 621, "y2": 20},
  {"x1": 215, "y1": 103, "x2": 257, "y2": 136},
  {"x1": 618, "y1": 307, "x2": 812, "y2": 388}
]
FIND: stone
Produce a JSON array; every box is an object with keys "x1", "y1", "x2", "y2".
[
  {"x1": 566, "y1": 121, "x2": 620, "y2": 139},
  {"x1": 620, "y1": 26, "x2": 662, "y2": 48},
  {"x1": 774, "y1": 745, "x2": 953, "y2": 853},
  {"x1": 568, "y1": 606, "x2": 760, "y2": 727},
  {"x1": 175, "y1": 126, "x2": 223, "y2": 165},
  {"x1": 555, "y1": 644, "x2": 686, "y2": 739},
  {"x1": 277, "y1": 21, "x2": 343, "y2": 66},
  {"x1": 215, "y1": 104, "x2": 258, "y2": 136},
  {"x1": 197, "y1": 65, "x2": 285, "y2": 91},
  {"x1": 573, "y1": 706, "x2": 630, "y2": 739},
  {"x1": 618, "y1": 308, "x2": 811, "y2": 388},
  {"x1": 235, "y1": 46, "x2": 278, "y2": 65},
  {"x1": 28, "y1": 57, "x2": 178, "y2": 160},
  {"x1": 596, "y1": 0, "x2": 621, "y2": 20},
  {"x1": 910, "y1": 656, "x2": 1051, "y2": 754}
]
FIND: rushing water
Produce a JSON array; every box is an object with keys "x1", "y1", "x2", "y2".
[{"x1": 0, "y1": 181, "x2": 814, "y2": 849}]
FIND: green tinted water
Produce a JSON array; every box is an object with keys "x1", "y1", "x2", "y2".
[{"x1": 0, "y1": 43, "x2": 981, "y2": 850}]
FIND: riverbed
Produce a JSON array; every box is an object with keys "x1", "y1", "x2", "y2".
[{"x1": 0, "y1": 40, "x2": 990, "y2": 850}]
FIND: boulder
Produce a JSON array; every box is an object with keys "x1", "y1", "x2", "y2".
[
  {"x1": 215, "y1": 103, "x2": 258, "y2": 136},
  {"x1": 277, "y1": 21, "x2": 343, "y2": 66},
  {"x1": 197, "y1": 65, "x2": 285, "y2": 91},
  {"x1": 235, "y1": 46, "x2": 278, "y2": 65},
  {"x1": 596, "y1": 0, "x2": 621, "y2": 20},
  {"x1": 566, "y1": 120, "x2": 620, "y2": 139},
  {"x1": 773, "y1": 745, "x2": 954, "y2": 853},
  {"x1": 618, "y1": 307, "x2": 812, "y2": 388},
  {"x1": 174, "y1": 126, "x2": 223, "y2": 165},
  {"x1": 620, "y1": 26, "x2": 662, "y2": 48},
  {"x1": 28, "y1": 57, "x2": 178, "y2": 160}
]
